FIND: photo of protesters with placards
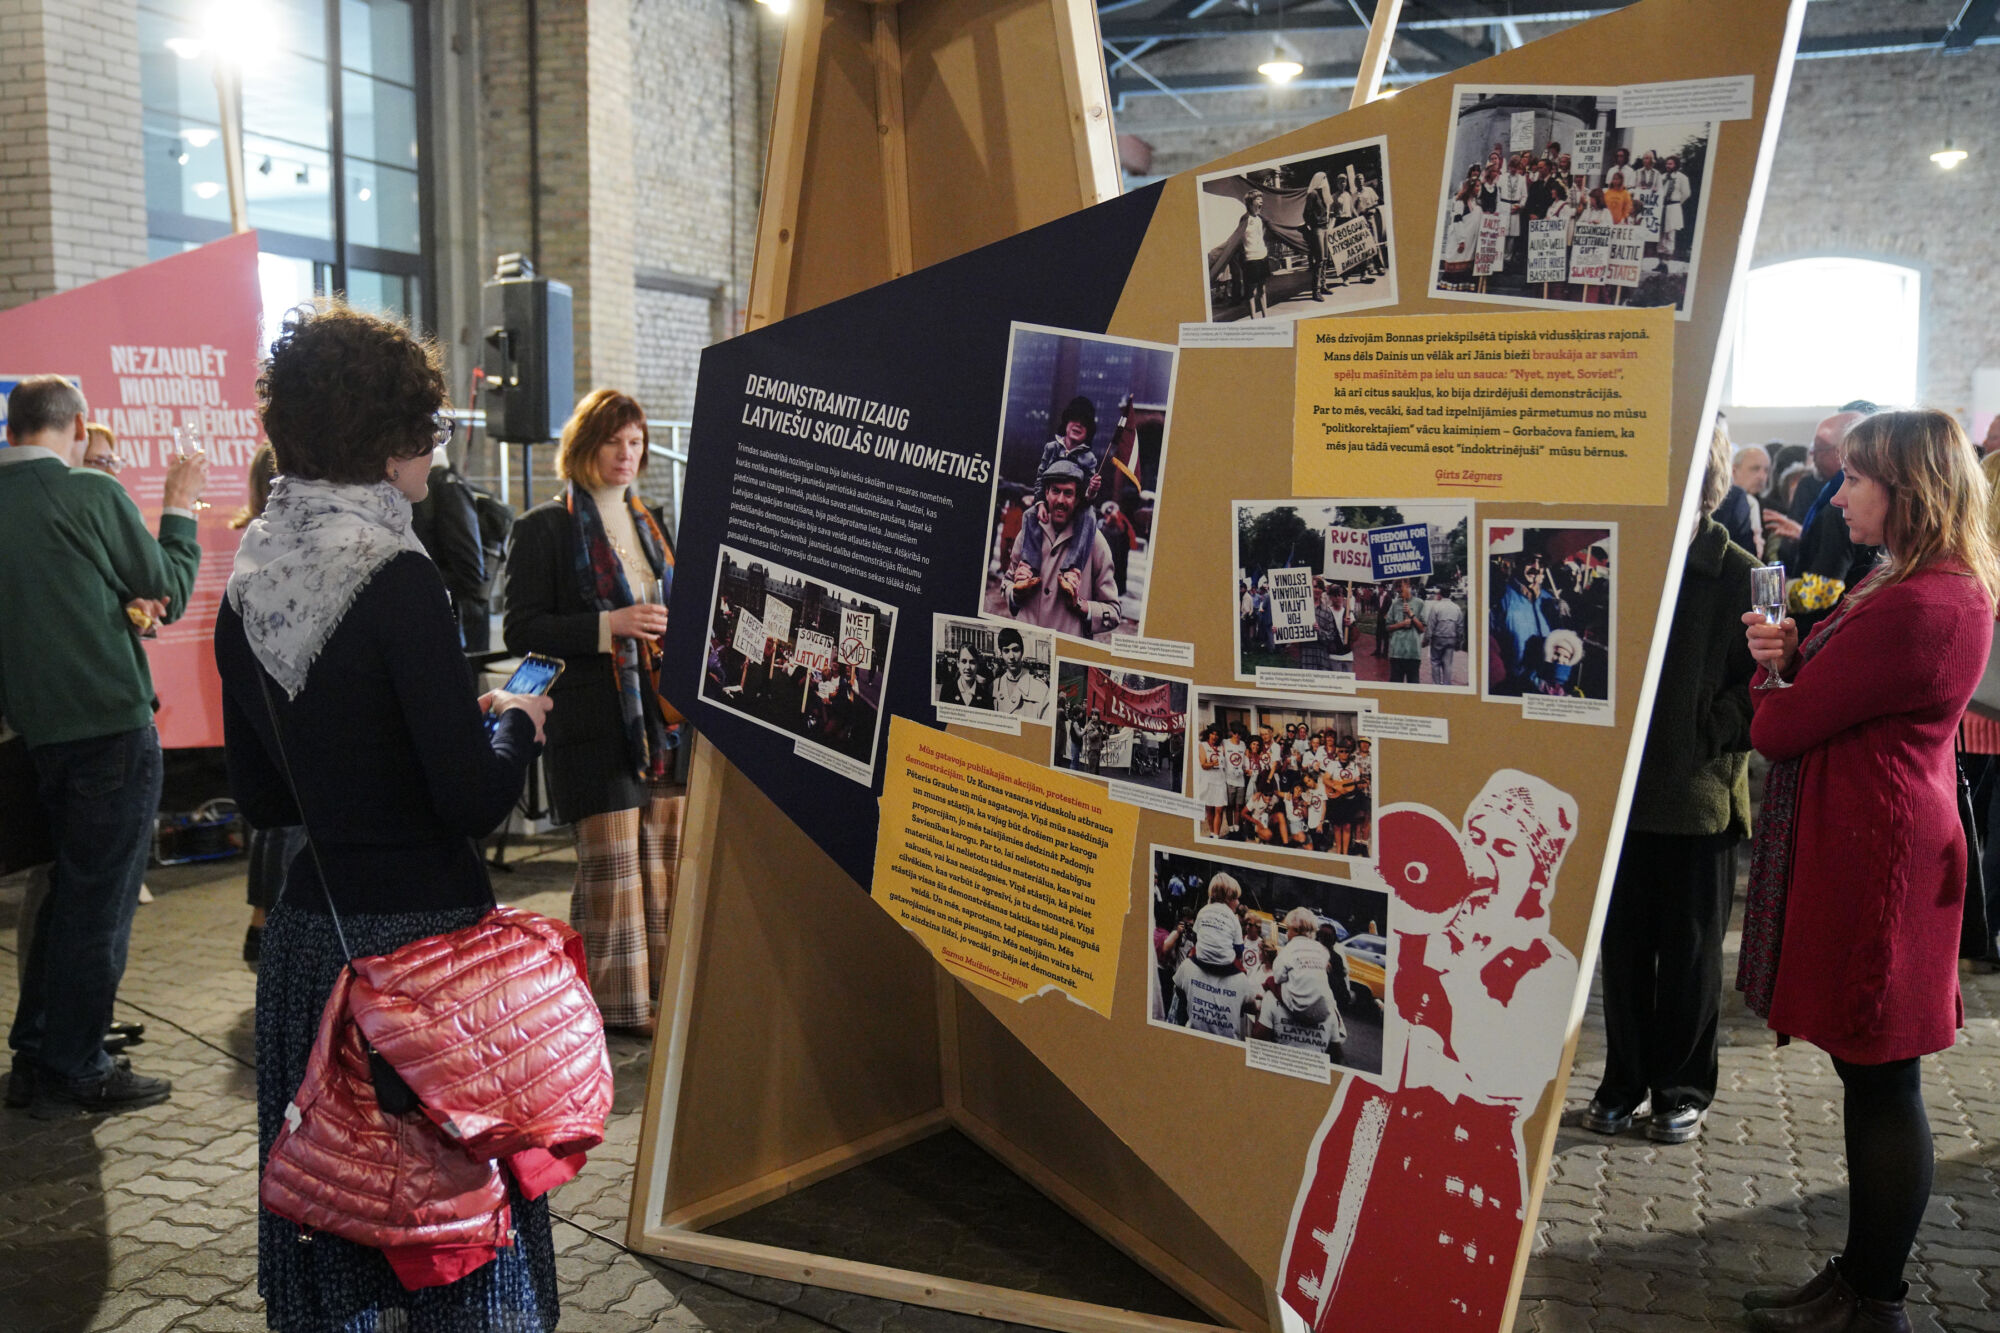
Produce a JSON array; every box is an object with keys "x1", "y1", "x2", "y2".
[
  {"x1": 1147, "y1": 846, "x2": 1390, "y2": 1078},
  {"x1": 1429, "y1": 87, "x2": 1713, "y2": 316},
  {"x1": 1195, "y1": 137, "x2": 1398, "y2": 324},
  {"x1": 1049, "y1": 661, "x2": 1189, "y2": 793},
  {"x1": 1483, "y1": 522, "x2": 1617, "y2": 725},
  {"x1": 1190, "y1": 688, "x2": 1378, "y2": 864},
  {"x1": 980, "y1": 324, "x2": 1177, "y2": 646},
  {"x1": 930, "y1": 613, "x2": 1055, "y2": 726},
  {"x1": 1234, "y1": 500, "x2": 1472, "y2": 692},
  {"x1": 699, "y1": 544, "x2": 898, "y2": 781}
]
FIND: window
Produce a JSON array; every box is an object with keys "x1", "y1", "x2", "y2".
[
  {"x1": 140, "y1": 0, "x2": 429, "y2": 338},
  {"x1": 1730, "y1": 257, "x2": 1921, "y2": 407}
]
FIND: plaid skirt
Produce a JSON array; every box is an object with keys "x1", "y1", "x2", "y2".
[{"x1": 571, "y1": 780, "x2": 685, "y2": 1028}]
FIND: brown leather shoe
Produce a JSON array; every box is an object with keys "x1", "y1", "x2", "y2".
[
  {"x1": 1744, "y1": 1258, "x2": 1841, "y2": 1311},
  {"x1": 1745, "y1": 1262, "x2": 1856, "y2": 1331}
]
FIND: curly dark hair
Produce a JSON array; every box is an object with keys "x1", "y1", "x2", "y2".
[{"x1": 259, "y1": 299, "x2": 446, "y2": 484}]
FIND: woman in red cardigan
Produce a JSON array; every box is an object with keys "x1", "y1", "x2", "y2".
[{"x1": 1736, "y1": 409, "x2": 1999, "y2": 1333}]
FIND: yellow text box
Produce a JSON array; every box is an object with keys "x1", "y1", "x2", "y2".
[
  {"x1": 871, "y1": 716, "x2": 1137, "y2": 1017},
  {"x1": 1294, "y1": 307, "x2": 1675, "y2": 504}
]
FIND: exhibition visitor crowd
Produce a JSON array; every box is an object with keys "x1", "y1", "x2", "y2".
[{"x1": 4, "y1": 288, "x2": 2000, "y2": 1333}]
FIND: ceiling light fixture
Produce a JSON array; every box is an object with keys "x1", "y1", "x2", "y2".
[
  {"x1": 754, "y1": 0, "x2": 792, "y2": 14},
  {"x1": 1258, "y1": 38, "x2": 1304, "y2": 85},
  {"x1": 296, "y1": 166, "x2": 309, "y2": 185},
  {"x1": 1931, "y1": 140, "x2": 1968, "y2": 169},
  {"x1": 181, "y1": 128, "x2": 217, "y2": 148},
  {"x1": 193, "y1": 180, "x2": 223, "y2": 199},
  {"x1": 357, "y1": 185, "x2": 372, "y2": 202},
  {"x1": 165, "y1": 36, "x2": 205, "y2": 60},
  {"x1": 258, "y1": 155, "x2": 273, "y2": 175}
]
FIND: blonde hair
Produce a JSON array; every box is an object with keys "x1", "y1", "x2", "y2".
[
  {"x1": 1283, "y1": 906, "x2": 1318, "y2": 937},
  {"x1": 1699, "y1": 421, "x2": 1730, "y2": 518},
  {"x1": 230, "y1": 443, "x2": 278, "y2": 529},
  {"x1": 1207, "y1": 873, "x2": 1241, "y2": 905},
  {"x1": 1982, "y1": 450, "x2": 2000, "y2": 546},
  {"x1": 557, "y1": 388, "x2": 649, "y2": 490},
  {"x1": 84, "y1": 421, "x2": 114, "y2": 446},
  {"x1": 1840, "y1": 409, "x2": 2000, "y2": 611}
]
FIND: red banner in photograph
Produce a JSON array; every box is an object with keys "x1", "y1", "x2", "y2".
[
  {"x1": 0, "y1": 233, "x2": 264, "y2": 748},
  {"x1": 1085, "y1": 669, "x2": 1184, "y2": 734}
]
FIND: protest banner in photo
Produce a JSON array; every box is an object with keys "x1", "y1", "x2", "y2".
[
  {"x1": 840, "y1": 608, "x2": 877, "y2": 668},
  {"x1": 1324, "y1": 216, "x2": 1380, "y2": 276},
  {"x1": 1368, "y1": 524, "x2": 1433, "y2": 582},
  {"x1": 1269, "y1": 567, "x2": 1317, "y2": 644},
  {"x1": 1572, "y1": 128, "x2": 1606, "y2": 174},
  {"x1": 1526, "y1": 219, "x2": 1569, "y2": 283},
  {"x1": 1324, "y1": 525, "x2": 1374, "y2": 582},
  {"x1": 1568, "y1": 222, "x2": 1614, "y2": 283},
  {"x1": 733, "y1": 609, "x2": 768, "y2": 659},
  {"x1": 1606, "y1": 224, "x2": 1647, "y2": 287},
  {"x1": 1509, "y1": 110, "x2": 1537, "y2": 151},
  {"x1": 794, "y1": 628, "x2": 836, "y2": 674},
  {"x1": 1471, "y1": 213, "x2": 1506, "y2": 277},
  {"x1": 763, "y1": 597, "x2": 794, "y2": 645}
]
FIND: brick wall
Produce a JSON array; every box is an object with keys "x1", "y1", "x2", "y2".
[
  {"x1": 0, "y1": 0, "x2": 147, "y2": 309},
  {"x1": 1751, "y1": 47, "x2": 2000, "y2": 417}
]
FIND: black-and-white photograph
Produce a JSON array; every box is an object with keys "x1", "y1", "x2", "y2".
[
  {"x1": 930, "y1": 614, "x2": 1055, "y2": 724},
  {"x1": 1191, "y1": 689, "x2": 1378, "y2": 864},
  {"x1": 980, "y1": 323, "x2": 1177, "y2": 646},
  {"x1": 1148, "y1": 846, "x2": 1390, "y2": 1077},
  {"x1": 1429, "y1": 86, "x2": 1714, "y2": 316},
  {"x1": 1197, "y1": 136, "x2": 1398, "y2": 324},
  {"x1": 699, "y1": 545, "x2": 898, "y2": 779},
  {"x1": 1049, "y1": 661, "x2": 1189, "y2": 793}
]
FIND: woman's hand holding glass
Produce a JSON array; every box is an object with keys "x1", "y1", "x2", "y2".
[
  {"x1": 481, "y1": 690, "x2": 554, "y2": 744},
  {"x1": 607, "y1": 603, "x2": 668, "y2": 643},
  {"x1": 1741, "y1": 609, "x2": 1799, "y2": 683}
]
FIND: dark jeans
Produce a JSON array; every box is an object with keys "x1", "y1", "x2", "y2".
[
  {"x1": 8, "y1": 726, "x2": 161, "y2": 1084},
  {"x1": 1597, "y1": 828, "x2": 1735, "y2": 1111},
  {"x1": 1388, "y1": 656, "x2": 1420, "y2": 684}
]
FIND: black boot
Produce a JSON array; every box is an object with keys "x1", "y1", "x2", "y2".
[
  {"x1": 1850, "y1": 1283, "x2": 1912, "y2": 1333},
  {"x1": 1743, "y1": 1257, "x2": 1841, "y2": 1311},
  {"x1": 1745, "y1": 1262, "x2": 1857, "y2": 1331}
]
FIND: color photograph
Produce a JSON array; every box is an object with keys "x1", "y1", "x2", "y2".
[
  {"x1": 1196, "y1": 136, "x2": 1398, "y2": 324},
  {"x1": 1483, "y1": 521, "x2": 1617, "y2": 725},
  {"x1": 1190, "y1": 688, "x2": 1378, "y2": 864},
  {"x1": 1234, "y1": 499, "x2": 1473, "y2": 692},
  {"x1": 1147, "y1": 846, "x2": 1390, "y2": 1078},
  {"x1": 1429, "y1": 86, "x2": 1715, "y2": 317},
  {"x1": 1049, "y1": 661, "x2": 1189, "y2": 793},
  {"x1": 980, "y1": 323, "x2": 1177, "y2": 645}
]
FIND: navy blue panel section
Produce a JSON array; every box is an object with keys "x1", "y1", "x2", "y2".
[{"x1": 663, "y1": 184, "x2": 1164, "y2": 887}]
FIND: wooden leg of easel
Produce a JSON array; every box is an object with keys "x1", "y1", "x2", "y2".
[
  {"x1": 1049, "y1": 0, "x2": 1122, "y2": 204},
  {"x1": 872, "y1": 4, "x2": 915, "y2": 280},
  {"x1": 1348, "y1": 0, "x2": 1405, "y2": 109},
  {"x1": 746, "y1": 0, "x2": 828, "y2": 329}
]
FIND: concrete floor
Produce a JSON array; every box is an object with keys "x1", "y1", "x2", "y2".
[{"x1": 2, "y1": 837, "x2": 1998, "y2": 1332}]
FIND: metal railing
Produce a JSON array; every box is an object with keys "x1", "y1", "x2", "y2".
[{"x1": 445, "y1": 409, "x2": 692, "y2": 534}]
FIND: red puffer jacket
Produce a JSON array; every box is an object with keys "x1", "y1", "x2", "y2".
[{"x1": 261, "y1": 909, "x2": 612, "y2": 1288}]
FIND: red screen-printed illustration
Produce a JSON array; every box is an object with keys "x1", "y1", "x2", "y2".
[{"x1": 1278, "y1": 771, "x2": 1578, "y2": 1332}]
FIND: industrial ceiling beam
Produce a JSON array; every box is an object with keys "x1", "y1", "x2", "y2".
[
  {"x1": 1943, "y1": 0, "x2": 2000, "y2": 52},
  {"x1": 1099, "y1": 3, "x2": 1611, "y2": 42}
]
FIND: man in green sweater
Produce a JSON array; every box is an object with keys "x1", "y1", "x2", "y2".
[{"x1": 0, "y1": 376, "x2": 205, "y2": 1117}]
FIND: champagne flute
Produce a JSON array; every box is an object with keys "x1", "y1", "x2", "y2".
[
  {"x1": 171, "y1": 425, "x2": 210, "y2": 512},
  {"x1": 1750, "y1": 562, "x2": 1790, "y2": 690}
]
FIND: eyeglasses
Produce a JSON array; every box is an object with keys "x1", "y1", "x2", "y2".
[{"x1": 432, "y1": 414, "x2": 455, "y2": 447}]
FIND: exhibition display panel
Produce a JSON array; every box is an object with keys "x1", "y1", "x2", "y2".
[{"x1": 629, "y1": 2, "x2": 1809, "y2": 1329}]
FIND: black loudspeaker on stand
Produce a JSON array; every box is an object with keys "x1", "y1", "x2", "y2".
[{"x1": 481, "y1": 255, "x2": 574, "y2": 447}]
